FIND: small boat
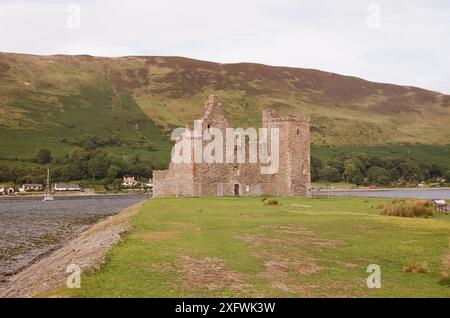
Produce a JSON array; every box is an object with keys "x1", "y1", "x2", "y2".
[{"x1": 43, "y1": 169, "x2": 55, "y2": 201}]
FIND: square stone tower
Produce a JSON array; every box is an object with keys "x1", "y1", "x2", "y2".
[{"x1": 262, "y1": 110, "x2": 311, "y2": 196}]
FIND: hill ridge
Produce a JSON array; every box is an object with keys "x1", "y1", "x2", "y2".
[{"x1": 0, "y1": 51, "x2": 449, "y2": 167}]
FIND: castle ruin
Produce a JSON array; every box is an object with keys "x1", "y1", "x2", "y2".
[{"x1": 153, "y1": 95, "x2": 311, "y2": 197}]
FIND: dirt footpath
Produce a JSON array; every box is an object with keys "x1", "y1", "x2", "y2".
[{"x1": 0, "y1": 201, "x2": 145, "y2": 298}]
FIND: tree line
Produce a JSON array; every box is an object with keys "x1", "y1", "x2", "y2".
[
  {"x1": 2, "y1": 148, "x2": 450, "y2": 188},
  {"x1": 312, "y1": 152, "x2": 450, "y2": 185},
  {"x1": 0, "y1": 147, "x2": 154, "y2": 189}
]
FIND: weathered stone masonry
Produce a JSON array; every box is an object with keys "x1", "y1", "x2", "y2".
[{"x1": 153, "y1": 95, "x2": 311, "y2": 197}]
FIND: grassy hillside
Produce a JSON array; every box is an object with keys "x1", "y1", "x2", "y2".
[
  {"x1": 1, "y1": 52, "x2": 449, "y2": 170},
  {"x1": 49, "y1": 197, "x2": 450, "y2": 298},
  {"x1": 0, "y1": 54, "x2": 172, "y2": 169}
]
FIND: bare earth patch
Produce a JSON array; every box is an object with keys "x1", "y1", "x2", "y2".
[
  {"x1": 237, "y1": 224, "x2": 342, "y2": 296},
  {"x1": 259, "y1": 260, "x2": 321, "y2": 278},
  {"x1": 0, "y1": 201, "x2": 145, "y2": 298},
  {"x1": 149, "y1": 256, "x2": 252, "y2": 294},
  {"x1": 175, "y1": 256, "x2": 250, "y2": 292}
]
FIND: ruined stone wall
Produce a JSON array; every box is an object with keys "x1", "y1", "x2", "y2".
[
  {"x1": 153, "y1": 162, "x2": 195, "y2": 198},
  {"x1": 290, "y1": 117, "x2": 311, "y2": 196},
  {"x1": 152, "y1": 95, "x2": 311, "y2": 198},
  {"x1": 270, "y1": 116, "x2": 311, "y2": 197},
  {"x1": 193, "y1": 95, "x2": 234, "y2": 196},
  {"x1": 152, "y1": 170, "x2": 169, "y2": 197}
]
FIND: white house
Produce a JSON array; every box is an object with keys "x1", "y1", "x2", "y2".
[
  {"x1": 19, "y1": 183, "x2": 44, "y2": 193},
  {"x1": 54, "y1": 183, "x2": 81, "y2": 191},
  {"x1": 122, "y1": 176, "x2": 138, "y2": 187},
  {"x1": 0, "y1": 186, "x2": 15, "y2": 195}
]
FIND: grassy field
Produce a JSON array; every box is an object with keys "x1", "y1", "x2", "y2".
[{"x1": 52, "y1": 196, "x2": 450, "y2": 298}]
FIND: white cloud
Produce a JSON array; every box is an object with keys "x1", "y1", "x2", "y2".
[{"x1": 0, "y1": 0, "x2": 449, "y2": 93}]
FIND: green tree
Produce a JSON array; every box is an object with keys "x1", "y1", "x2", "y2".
[
  {"x1": 87, "y1": 153, "x2": 110, "y2": 180},
  {"x1": 388, "y1": 168, "x2": 401, "y2": 182},
  {"x1": 311, "y1": 156, "x2": 322, "y2": 182},
  {"x1": 368, "y1": 166, "x2": 390, "y2": 185},
  {"x1": 319, "y1": 165, "x2": 341, "y2": 183},
  {"x1": 351, "y1": 153, "x2": 369, "y2": 173},
  {"x1": 400, "y1": 159, "x2": 421, "y2": 182},
  {"x1": 352, "y1": 173, "x2": 364, "y2": 186},
  {"x1": 107, "y1": 165, "x2": 120, "y2": 180},
  {"x1": 69, "y1": 147, "x2": 91, "y2": 179},
  {"x1": 36, "y1": 148, "x2": 52, "y2": 164},
  {"x1": 368, "y1": 156, "x2": 384, "y2": 168},
  {"x1": 429, "y1": 164, "x2": 443, "y2": 179},
  {"x1": 343, "y1": 159, "x2": 359, "y2": 183}
]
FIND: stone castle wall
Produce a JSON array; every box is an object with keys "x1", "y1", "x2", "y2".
[{"x1": 153, "y1": 95, "x2": 311, "y2": 197}]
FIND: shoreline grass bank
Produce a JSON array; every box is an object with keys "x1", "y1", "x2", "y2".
[{"x1": 48, "y1": 196, "x2": 450, "y2": 298}]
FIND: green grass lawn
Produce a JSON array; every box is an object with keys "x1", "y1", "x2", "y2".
[{"x1": 54, "y1": 197, "x2": 450, "y2": 298}]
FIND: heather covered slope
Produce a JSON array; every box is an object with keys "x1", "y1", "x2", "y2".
[
  {"x1": 0, "y1": 52, "x2": 449, "y2": 167},
  {"x1": 0, "y1": 53, "x2": 172, "y2": 168}
]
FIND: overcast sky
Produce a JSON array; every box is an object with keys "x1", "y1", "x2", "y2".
[{"x1": 0, "y1": 0, "x2": 449, "y2": 93}]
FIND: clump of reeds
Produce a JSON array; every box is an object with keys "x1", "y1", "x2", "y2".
[{"x1": 379, "y1": 199, "x2": 434, "y2": 218}]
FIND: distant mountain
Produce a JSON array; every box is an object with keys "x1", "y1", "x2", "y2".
[{"x1": 0, "y1": 52, "x2": 449, "y2": 168}]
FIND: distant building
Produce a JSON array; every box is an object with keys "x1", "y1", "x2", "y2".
[
  {"x1": 19, "y1": 183, "x2": 43, "y2": 193},
  {"x1": 0, "y1": 186, "x2": 15, "y2": 195},
  {"x1": 122, "y1": 176, "x2": 138, "y2": 187},
  {"x1": 54, "y1": 183, "x2": 81, "y2": 191}
]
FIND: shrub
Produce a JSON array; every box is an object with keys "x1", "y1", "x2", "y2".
[
  {"x1": 263, "y1": 199, "x2": 279, "y2": 206},
  {"x1": 379, "y1": 199, "x2": 434, "y2": 218},
  {"x1": 36, "y1": 148, "x2": 53, "y2": 164},
  {"x1": 402, "y1": 261, "x2": 431, "y2": 273}
]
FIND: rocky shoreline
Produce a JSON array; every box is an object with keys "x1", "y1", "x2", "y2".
[
  {"x1": 0, "y1": 200, "x2": 145, "y2": 298},
  {"x1": 0, "y1": 194, "x2": 148, "y2": 276}
]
